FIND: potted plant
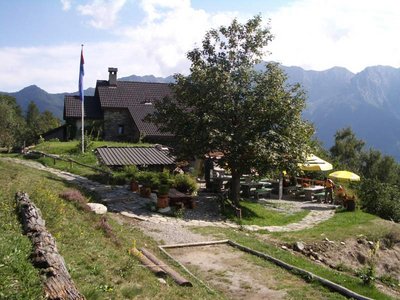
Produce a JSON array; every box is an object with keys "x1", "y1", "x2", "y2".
[
  {"x1": 174, "y1": 174, "x2": 198, "y2": 195},
  {"x1": 157, "y1": 184, "x2": 170, "y2": 208},
  {"x1": 138, "y1": 172, "x2": 152, "y2": 198},
  {"x1": 124, "y1": 165, "x2": 139, "y2": 192},
  {"x1": 130, "y1": 175, "x2": 139, "y2": 192}
]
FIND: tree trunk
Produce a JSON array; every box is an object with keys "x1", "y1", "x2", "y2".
[
  {"x1": 230, "y1": 171, "x2": 241, "y2": 206},
  {"x1": 15, "y1": 192, "x2": 85, "y2": 300}
]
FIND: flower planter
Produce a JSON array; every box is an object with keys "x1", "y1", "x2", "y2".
[
  {"x1": 140, "y1": 186, "x2": 152, "y2": 198},
  {"x1": 130, "y1": 180, "x2": 139, "y2": 192},
  {"x1": 157, "y1": 195, "x2": 169, "y2": 208}
]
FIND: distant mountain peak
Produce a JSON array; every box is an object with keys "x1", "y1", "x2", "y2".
[{"x1": 2, "y1": 64, "x2": 400, "y2": 160}]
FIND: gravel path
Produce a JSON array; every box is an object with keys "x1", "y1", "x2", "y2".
[{"x1": 2, "y1": 157, "x2": 337, "y2": 244}]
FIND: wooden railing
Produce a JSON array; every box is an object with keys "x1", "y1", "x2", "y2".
[{"x1": 27, "y1": 150, "x2": 112, "y2": 175}]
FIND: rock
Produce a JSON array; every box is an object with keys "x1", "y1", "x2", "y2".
[
  {"x1": 340, "y1": 241, "x2": 345, "y2": 245},
  {"x1": 357, "y1": 237, "x2": 366, "y2": 244},
  {"x1": 157, "y1": 278, "x2": 167, "y2": 284},
  {"x1": 356, "y1": 252, "x2": 367, "y2": 264},
  {"x1": 368, "y1": 241, "x2": 374, "y2": 246},
  {"x1": 294, "y1": 241, "x2": 305, "y2": 252},
  {"x1": 281, "y1": 245, "x2": 288, "y2": 250},
  {"x1": 87, "y1": 203, "x2": 107, "y2": 214}
]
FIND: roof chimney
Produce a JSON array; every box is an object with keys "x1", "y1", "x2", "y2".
[{"x1": 108, "y1": 67, "x2": 118, "y2": 86}]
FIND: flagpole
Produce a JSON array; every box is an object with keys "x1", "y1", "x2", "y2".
[{"x1": 80, "y1": 44, "x2": 85, "y2": 153}]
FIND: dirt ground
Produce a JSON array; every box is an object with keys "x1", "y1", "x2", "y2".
[
  {"x1": 167, "y1": 243, "x2": 343, "y2": 300},
  {"x1": 274, "y1": 236, "x2": 400, "y2": 298}
]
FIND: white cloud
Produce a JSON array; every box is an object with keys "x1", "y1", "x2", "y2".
[
  {"x1": 60, "y1": 0, "x2": 72, "y2": 11},
  {"x1": 77, "y1": 0, "x2": 127, "y2": 29},
  {"x1": 3, "y1": 0, "x2": 400, "y2": 93},
  {"x1": 112, "y1": 0, "x2": 237, "y2": 77},
  {"x1": 267, "y1": 0, "x2": 400, "y2": 72}
]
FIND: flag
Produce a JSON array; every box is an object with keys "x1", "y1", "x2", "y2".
[{"x1": 79, "y1": 48, "x2": 84, "y2": 102}]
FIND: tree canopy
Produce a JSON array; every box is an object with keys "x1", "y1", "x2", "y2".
[
  {"x1": 0, "y1": 95, "x2": 25, "y2": 151},
  {"x1": 0, "y1": 96, "x2": 61, "y2": 151},
  {"x1": 149, "y1": 16, "x2": 313, "y2": 203},
  {"x1": 25, "y1": 101, "x2": 61, "y2": 144}
]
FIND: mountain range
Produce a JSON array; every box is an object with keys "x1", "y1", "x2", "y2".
[{"x1": 1, "y1": 65, "x2": 399, "y2": 160}]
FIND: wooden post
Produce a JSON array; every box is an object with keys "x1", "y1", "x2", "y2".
[
  {"x1": 15, "y1": 192, "x2": 85, "y2": 300},
  {"x1": 140, "y1": 248, "x2": 192, "y2": 286},
  {"x1": 129, "y1": 248, "x2": 166, "y2": 276}
]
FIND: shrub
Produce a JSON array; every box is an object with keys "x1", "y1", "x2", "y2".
[
  {"x1": 356, "y1": 265, "x2": 376, "y2": 286},
  {"x1": 173, "y1": 174, "x2": 198, "y2": 194},
  {"x1": 123, "y1": 165, "x2": 139, "y2": 180},
  {"x1": 159, "y1": 170, "x2": 174, "y2": 186},
  {"x1": 382, "y1": 230, "x2": 400, "y2": 249},
  {"x1": 357, "y1": 179, "x2": 400, "y2": 222},
  {"x1": 59, "y1": 188, "x2": 91, "y2": 212},
  {"x1": 76, "y1": 133, "x2": 94, "y2": 152},
  {"x1": 136, "y1": 171, "x2": 160, "y2": 190},
  {"x1": 59, "y1": 188, "x2": 85, "y2": 203},
  {"x1": 158, "y1": 184, "x2": 170, "y2": 195}
]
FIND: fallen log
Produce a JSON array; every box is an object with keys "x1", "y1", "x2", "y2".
[
  {"x1": 140, "y1": 247, "x2": 192, "y2": 287},
  {"x1": 15, "y1": 192, "x2": 85, "y2": 300},
  {"x1": 129, "y1": 247, "x2": 166, "y2": 276}
]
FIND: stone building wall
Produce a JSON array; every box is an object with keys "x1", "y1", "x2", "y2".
[{"x1": 103, "y1": 108, "x2": 139, "y2": 142}]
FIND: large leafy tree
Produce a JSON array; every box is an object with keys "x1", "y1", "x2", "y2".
[
  {"x1": 330, "y1": 127, "x2": 365, "y2": 172},
  {"x1": 26, "y1": 101, "x2": 61, "y2": 144},
  {"x1": 149, "y1": 16, "x2": 313, "y2": 204},
  {"x1": 0, "y1": 95, "x2": 26, "y2": 151},
  {"x1": 360, "y1": 149, "x2": 399, "y2": 185}
]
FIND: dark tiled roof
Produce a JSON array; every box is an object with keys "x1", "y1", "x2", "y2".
[
  {"x1": 96, "y1": 146, "x2": 175, "y2": 167},
  {"x1": 64, "y1": 96, "x2": 103, "y2": 119},
  {"x1": 96, "y1": 81, "x2": 173, "y2": 108},
  {"x1": 128, "y1": 105, "x2": 173, "y2": 137}
]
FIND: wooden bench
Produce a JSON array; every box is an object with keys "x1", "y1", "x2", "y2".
[
  {"x1": 313, "y1": 192, "x2": 325, "y2": 202},
  {"x1": 253, "y1": 188, "x2": 272, "y2": 201}
]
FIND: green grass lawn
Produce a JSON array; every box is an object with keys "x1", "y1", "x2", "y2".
[
  {"x1": 224, "y1": 200, "x2": 309, "y2": 226},
  {"x1": 24, "y1": 140, "x2": 153, "y2": 178},
  {"x1": 0, "y1": 159, "x2": 221, "y2": 299},
  {"x1": 34, "y1": 140, "x2": 153, "y2": 155},
  {"x1": 270, "y1": 208, "x2": 400, "y2": 243}
]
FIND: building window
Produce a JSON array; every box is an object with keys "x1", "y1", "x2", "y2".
[{"x1": 118, "y1": 125, "x2": 124, "y2": 135}]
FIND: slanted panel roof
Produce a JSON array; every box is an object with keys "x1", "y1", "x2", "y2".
[
  {"x1": 128, "y1": 105, "x2": 173, "y2": 137},
  {"x1": 64, "y1": 95, "x2": 103, "y2": 119},
  {"x1": 96, "y1": 147, "x2": 175, "y2": 167},
  {"x1": 96, "y1": 81, "x2": 173, "y2": 108}
]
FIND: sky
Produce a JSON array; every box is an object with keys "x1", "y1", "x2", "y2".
[{"x1": 1, "y1": 0, "x2": 400, "y2": 93}]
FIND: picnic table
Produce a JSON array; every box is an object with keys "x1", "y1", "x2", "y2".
[
  {"x1": 168, "y1": 188, "x2": 195, "y2": 209},
  {"x1": 303, "y1": 185, "x2": 325, "y2": 201},
  {"x1": 240, "y1": 182, "x2": 271, "y2": 198}
]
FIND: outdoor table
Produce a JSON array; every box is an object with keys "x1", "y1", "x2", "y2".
[
  {"x1": 241, "y1": 182, "x2": 264, "y2": 198},
  {"x1": 168, "y1": 188, "x2": 194, "y2": 208},
  {"x1": 303, "y1": 185, "x2": 325, "y2": 201}
]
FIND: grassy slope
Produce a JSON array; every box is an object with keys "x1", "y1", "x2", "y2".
[
  {"x1": 5, "y1": 141, "x2": 399, "y2": 298},
  {"x1": 0, "y1": 159, "x2": 221, "y2": 299},
  {"x1": 30, "y1": 140, "x2": 154, "y2": 177}
]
